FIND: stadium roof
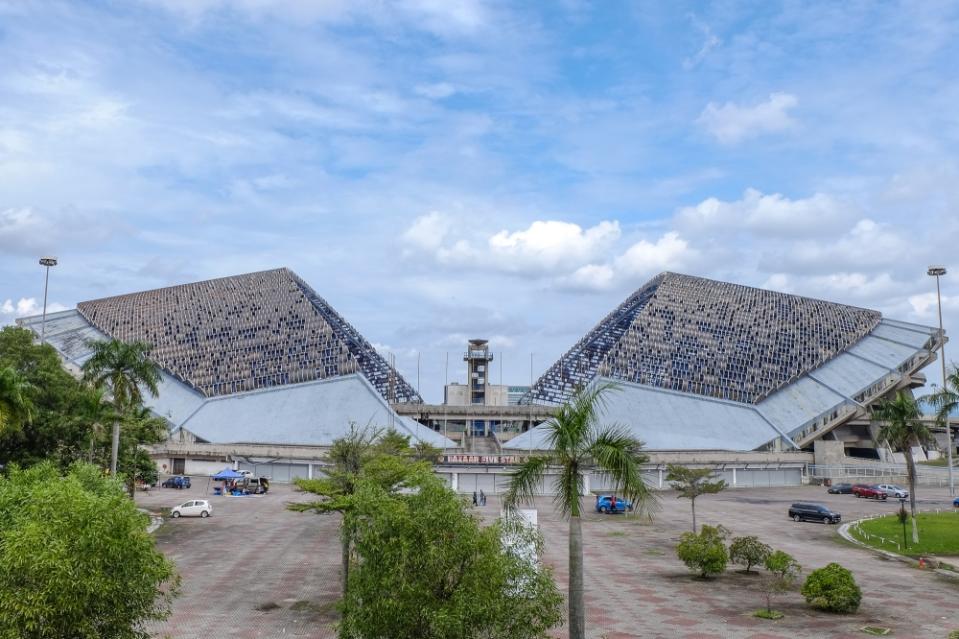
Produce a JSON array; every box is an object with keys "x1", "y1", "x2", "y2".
[
  {"x1": 505, "y1": 272, "x2": 941, "y2": 452},
  {"x1": 18, "y1": 269, "x2": 453, "y2": 448}
]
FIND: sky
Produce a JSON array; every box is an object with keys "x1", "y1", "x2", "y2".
[{"x1": 1, "y1": 0, "x2": 958, "y2": 403}]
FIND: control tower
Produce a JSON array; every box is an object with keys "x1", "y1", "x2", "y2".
[{"x1": 464, "y1": 338, "x2": 493, "y2": 405}]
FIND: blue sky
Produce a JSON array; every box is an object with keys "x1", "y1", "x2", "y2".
[{"x1": 1, "y1": 0, "x2": 958, "y2": 402}]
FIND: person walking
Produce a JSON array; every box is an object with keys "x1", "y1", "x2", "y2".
[
  {"x1": 480, "y1": 489, "x2": 486, "y2": 506},
  {"x1": 472, "y1": 491, "x2": 478, "y2": 507}
]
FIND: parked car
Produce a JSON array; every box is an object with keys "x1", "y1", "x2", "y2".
[
  {"x1": 237, "y1": 469, "x2": 254, "y2": 478},
  {"x1": 875, "y1": 484, "x2": 909, "y2": 498},
  {"x1": 162, "y1": 475, "x2": 192, "y2": 489},
  {"x1": 827, "y1": 482, "x2": 853, "y2": 494},
  {"x1": 852, "y1": 484, "x2": 887, "y2": 500},
  {"x1": 953, "y1": 496, "x2": 959, "y2": 508},
  {"x1": 171, "y1": 499, "x2": 213, "y2": 518},
  {"x1": 788, "y1": 502, "x2": 841, "y2": 524},
  {"x1": 595, "y1": 495, "x2": 632, "y2": 514}
]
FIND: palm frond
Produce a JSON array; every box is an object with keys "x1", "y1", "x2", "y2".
[
  {"x1": 503, "y1": 455, "x2": 553, "y2": 511},
  {"x1": 588, "y1": 424, "x2": 657, "y2": 516}
]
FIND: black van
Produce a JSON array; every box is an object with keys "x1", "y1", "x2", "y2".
[{"x1": 788, "y1": 502, "x2": 841, "y2": 524}]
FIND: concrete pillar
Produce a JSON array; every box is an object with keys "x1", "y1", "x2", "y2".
[
  {"x1": 582, "y1": 473, "x2": 590, "y2": 496},
  {"x1": 307, "y1": 464, "x2": 313, "y2": 480},
  {"x1": 451, "y1": 473, "x2": 459, "y2": 492},
  {"x1": 658, "y1": 468, "x2": 663, "y2": 488},
  {"x1": 732, "y1": 467, "x2": 737, "y2": 487}
]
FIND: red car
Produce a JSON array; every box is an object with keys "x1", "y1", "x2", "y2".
[{"x1": 852, "y1": 484, "x2": 888, "y2": 500}]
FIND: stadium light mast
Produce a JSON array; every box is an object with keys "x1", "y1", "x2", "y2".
[
  {"x1": 928, "y1": 265, "x2": 953, "y2": 496},
  {"x1": 38, "y1": 256, "x2": 58, "y2": 344}
]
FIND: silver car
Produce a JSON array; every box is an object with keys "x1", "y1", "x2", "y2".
[
  {"x1": 171, "y1": 499, "x2": 214, "y2": 518},
  {"x1": 876, "y1": 483, "x2": 909, "y2": 498}
]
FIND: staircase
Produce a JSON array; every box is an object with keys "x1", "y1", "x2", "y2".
[{"x1": 467, "y1": 435, "x2": 501, "y2": 455}]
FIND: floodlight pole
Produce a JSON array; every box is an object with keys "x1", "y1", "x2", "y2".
[
  {"x1": 38, "y1": 257, "x2": 58, "y2": 344},
  {"x1": 928, "y1": 266, "x2": 953, "y2": 496}
]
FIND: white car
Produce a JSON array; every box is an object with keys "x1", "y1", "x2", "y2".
[
  {"x1": 171, "y1": 499, "x2": 213, "y2": 518},
  {"x1": 237, "y1": 470, "x2": 254, "y2": 478},
  {"x1": 876, "y1": 484, "x2": 909, "y2": 498}
]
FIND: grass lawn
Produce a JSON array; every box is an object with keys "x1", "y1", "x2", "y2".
[{"x1": 850, "y1": 510, "x2": 959, "y2": 556}]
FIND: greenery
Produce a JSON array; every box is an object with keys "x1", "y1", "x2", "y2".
[
  {"x1": 342, "y1": 468, "x2": 563, "y2": 639},
  {"x1": 729, "y1": 536, "x2": 771, "y2": 573},
  {"x1": 871, "y1": 390, "x2": 931, "y2": 544},
  {"x1": 801, "y1": 563, "x2": 861, "y2": 613},
  {"x1": 81, "y1": 339, "x2": 161, "y2": 477},
  {"x1": 849, "y1": 510, "x2": 959, "y2": 556},
  {"x1": 503, "y1": 383, "x2": 654, "y2": 639},
  {"x1": 0, "y1": 462, "x2": 178, "y2": 638},
  {"x1": 676, "y1": 524, "x2": 729, "y2": 578},
  {"x1": 666, "y1": 464, "x2": 727, "y2": 532},
  {"x1": 761, "y1": 550, "x2": 801, "y2": 614},
  {"x1": 753, "y1": 609, "x2": 784, "y2": 620}
]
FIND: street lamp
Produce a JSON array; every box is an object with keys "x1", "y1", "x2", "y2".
[
  {"x1": 38, "y1": 257, "x2": 58, "y2": 344},
  {"x1": 928, "y1": 266, "x2": 952, "y2": 496}
]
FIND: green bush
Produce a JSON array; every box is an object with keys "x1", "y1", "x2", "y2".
[
  {"x1": 676, "y1": 524, "x2": 729, "y2": 578},
  {"x1": 801, "y1": 563, "x2": 861, "y2": 613},
  {"x1": 729, "y1": 536, "x2": 771, "y2": 573}
]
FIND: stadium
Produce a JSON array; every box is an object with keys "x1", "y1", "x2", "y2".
[{"x1": 19, "y1": 268, "x2": 946, "y2": 489}]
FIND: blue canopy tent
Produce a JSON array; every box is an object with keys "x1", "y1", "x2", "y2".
[{"x1": 208, "y1": 468, "x2": 245, "y2": 495}]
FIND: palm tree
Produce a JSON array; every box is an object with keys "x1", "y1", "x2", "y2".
[
  {"x1": 0, "y1": 365, "x2": 33, "y2": 434},
  {"x1": 504, "y1": 384, "x2": 653, "y2": 639},
  {"x1": 926, "y1": 365, "x2": 959, "y2": 465},
  {"x1": 872, "y1": 390, "x2": 931, "y2": 544},
  {"x1": 81, "y1": 340, "x2": 161, "y2": 476},
  {"x1": 75, "y1": 384, "x2": 117, "y2": 464}
]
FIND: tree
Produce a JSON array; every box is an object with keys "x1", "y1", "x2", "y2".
[
  {"x1": 0, "y1": 462, "x2": 179, "y2": 638},
  {"x1": 801, "y1": 563, "x2": 861, "y2": 613},
  {"x1": 926, "y1": 365, "x2": 959, "y2": 463},
  {"x1": 503, "y1": 383, "x2": 654, "y2": 639},
  {"x1": 872, "y1": 391, "x2": 931, "y2": 543},
  {"x1": 342, "y1": 468, "x2": 563, "y2": 639},
  {"x1": 729, "y1": 536, "x2": 771, "y2": 573},
  {"x1": 0, "y1": 365, "x2": 33, "y2": 435},
  {"x1": 666, "y1": 464, "x2": 727, "y2": 532},
  {"x1": 676, "y1": 524, "x2": 729, "y2": 578},
  {"x1": 290, "y1": 424, "x2": 389, "y2": 605},
  {"x1": 761, "y1": 550, "x2": 801, "y2": 615},
  {"x1": 81, "y1": 339, "x2": 161, "y2": 477}
]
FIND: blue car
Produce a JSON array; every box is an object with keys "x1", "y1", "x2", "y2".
[
  {"x1": 596, "y1": 495, "x2": 632, "y2": 514},
  {"x1": 953, "y1": 497, "x2": 959, "y2": 508}
]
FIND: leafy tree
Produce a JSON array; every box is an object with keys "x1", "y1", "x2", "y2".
[
  {"x1": 676, "y1": 524, "x2": 729, "y2": 578},
  {"x1": 81, "y1": 339, "x2": 161, "y2": 476},
  {"x1": 503, "y1": 383, "x2": 654, "y2": 639},
  {"x1": 872, "y1": 391, "x2": 931, "y2": 543},
  {"x1": 666, "y1": 464, "x2": 727, "y2": 532},
  {"x1": 801, "y1": 563, "x2": 861, "y2": 613},
  {"x1": 0, "y1": 462, "x2": 179, "y2": 638},
  {"x1": 0, "y1": 365, "x2": 33, "y2": 434},
  {"x1": 342, "y1": 468, "x2": 563, "y2": 639},
  {"x1": 761, "y1": 550, "x2": 801, "y2": 614},
  {"x1": 729, "y1": 536, "x2": 771, "y2": 573},
  {"x1": 0, "y1": 327, "x2": 96, "y2": 468},
  {"x1": 290, "y1": 424, "x2": 391, "y2": 605}
]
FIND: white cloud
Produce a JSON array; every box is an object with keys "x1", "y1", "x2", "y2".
[
  {"x1": 909, "y1": 291, "x2": 959, "y2": 317},
  {"x1": 772, "y1": 218, "x2": 910, "y2": 274},
  {"x1": 697, "y1": 92, "x2": 798, "y2": 144},
  {"x1": 614, "y1": 232, "x2": 693, "y2": 278},
  {"x1": 560, "y1": 263, "x2": 616, "y2": 291},
  {"x1": 0, "y1": 297, "x2": 67, "y2": 319},
  {"x1": 414, "y1": 83, "x2": 457, "y2": 100},
  {"x1": 484, "y1": 220, "x2": 620, "y2": 272},
  {"x1": 401, "y1": 211, "x2": 452, "y2": 252},
  {"x1": 676, "y1": 188, "x2": 850, "y2": 238}
]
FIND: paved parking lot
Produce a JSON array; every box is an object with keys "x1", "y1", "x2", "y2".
[{"x1": 139, "y1": 482, "x2": 959, "y2": 638}]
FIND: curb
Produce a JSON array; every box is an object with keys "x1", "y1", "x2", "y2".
[
  {"x1": 838, "y1": 517, "x2": 959, "y2": 579},
  {"x1": 139, "y1": 508, "x2": 164, "y2": 534}
]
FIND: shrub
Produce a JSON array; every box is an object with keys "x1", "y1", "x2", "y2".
[
  {"x1": 761, "y1": 550, "x2": 801, "y2": 614},
  {"x1": 676, "y1": 524, "x2": 729, "y2": 578},
  {"x1": 729, "y1": 536, "x2": 771, "y2": 573},
  {"x1": 801, "y1": 563, "x2": 861, "y2": 613}
]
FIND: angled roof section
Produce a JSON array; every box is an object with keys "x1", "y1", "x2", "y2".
[
  {"x1": 524, "y1": 272, "x2": 881, "y2": 406},
  {"x1": 75, "y1": 268, "x2": 422, "y2": 403}
]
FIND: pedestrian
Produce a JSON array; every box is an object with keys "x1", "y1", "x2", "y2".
[
  {"x1": 472, "y1": 491, "x2": 478, "y2": 506},
  {"x1": 480, "y1": 489, "x2": 486, "y2": 506}
]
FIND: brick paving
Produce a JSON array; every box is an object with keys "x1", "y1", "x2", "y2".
[{"x1": 138, "y1": 483, "x2": 959, "y2": 638}]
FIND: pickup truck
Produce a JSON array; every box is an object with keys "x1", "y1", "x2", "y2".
[
  {"x1": 852, "y1": 484, "x2": 887, "y2": 500},
  {"x1": 595, "y1": 495, "x2": 633, "y2": 514}
]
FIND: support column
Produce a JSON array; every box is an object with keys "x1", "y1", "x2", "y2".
[
  {"x1": 658, "y1": 468, "x2": 663, "y2": 488},
  {"x1": 732, "y1": 467, "x2": 737, "y2": 487},
  {"x1": 451, "y1": 472, "x2": 459, "y2": 492}
]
